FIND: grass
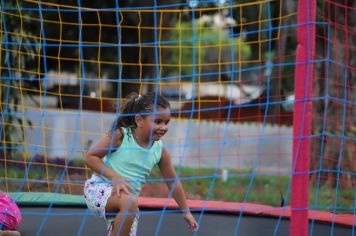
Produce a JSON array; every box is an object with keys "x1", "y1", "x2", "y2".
[
  {"x1": 148, "y1": 166, "x2": 289, "y2": 205},
  {"x1": 148, "y1": 166, "x2": 354, "y2": 213},
  {"x1": 0, "y1": 160, "x2": 354, "y2": 214}
]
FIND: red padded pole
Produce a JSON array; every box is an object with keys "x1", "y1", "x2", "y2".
[{"x1": 291, "y1": 0, "x2": 316, "y2": 235}]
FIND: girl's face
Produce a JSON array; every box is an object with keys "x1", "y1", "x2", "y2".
[{"x1": 138, "y1": 106, "x2": 171, "y2": 142}]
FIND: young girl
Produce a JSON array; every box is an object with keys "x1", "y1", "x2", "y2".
[
  {"x1": 0, "y1": 191, "x2": 21, "y2": 236},
  {"x1": 84, "y1": 92, "x2": 198, "y2": 236}
]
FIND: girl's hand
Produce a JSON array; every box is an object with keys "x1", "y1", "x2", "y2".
[
  {"x1": 111, "y1": 177, "x2": 132, "y2": 197},
  {"x1": 183, "y1": 212, "x2": 199, "y2": 232}
]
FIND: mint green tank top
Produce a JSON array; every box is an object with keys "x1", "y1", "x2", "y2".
[{"x1": 103, "y1": 127, "x2": 162, "y2": 195}]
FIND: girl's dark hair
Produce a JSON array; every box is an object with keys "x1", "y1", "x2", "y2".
[{"x1": 110, "y1": 92, "x2": 170, "y2": 134}]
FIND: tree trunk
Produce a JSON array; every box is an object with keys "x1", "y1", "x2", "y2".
[
  {"x1": 312, "y1": 0, "x2": 355, "y2": 187},
  {"x1": 119, "y1": 0, "x2": 178, "y2": 97}
]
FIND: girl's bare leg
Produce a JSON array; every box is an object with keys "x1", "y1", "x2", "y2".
[
  {"x1": 105, "y1": 194, "x2": 138, "y2": 236},
  {"x1": 0, "y1": 230, "x2": 21, "y2": 236}
]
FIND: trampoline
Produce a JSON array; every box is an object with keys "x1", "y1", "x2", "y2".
[
  {"x1": 13, "y1": 194, "x2": 353, "y2": 236},
  {"x1": 19, "y1": 206, "x2": 353, "y2": 236}
]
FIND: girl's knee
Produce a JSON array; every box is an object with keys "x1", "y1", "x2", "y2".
[
  {"x1": 110, "y1": 194, "x2": 138, "y2": 212},
  {"x1": 122, "y1": 194, "x2": 138, "y2": 212}
]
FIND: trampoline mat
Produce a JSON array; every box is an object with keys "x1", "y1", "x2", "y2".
[{"x1": 18, "y1": 206, "x2": 353, "y2": 236}]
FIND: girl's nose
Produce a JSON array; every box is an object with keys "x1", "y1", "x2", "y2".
[{"x1": 160, "y1": 124, "x2": 168, "y2": 131}]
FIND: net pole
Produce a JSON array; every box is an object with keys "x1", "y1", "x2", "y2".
[{"x1": 291, "y1": 0, "x2": 316, "y2": 235}]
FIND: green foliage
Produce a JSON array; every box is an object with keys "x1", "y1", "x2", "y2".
[{"x1": 163, "y1": 19, "x2": 251, "y2": 81}]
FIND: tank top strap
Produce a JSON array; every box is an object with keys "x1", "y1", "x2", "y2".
[{"x1": 120, "y1": 127, "x2": 132, "y2": 147}]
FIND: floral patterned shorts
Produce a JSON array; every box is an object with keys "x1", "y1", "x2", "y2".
[
  {"x1": 84, "y1": 174, "x2": 139, "y2": 236},
  {"x1": 84, "y1": 174, "x2": 112, "y2": 217}
]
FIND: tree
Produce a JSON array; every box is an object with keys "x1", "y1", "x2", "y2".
[
  {"x1": 8, "y1": 0, "x2": 294, "y2": 100},
  {"x1": 0, "y1": 1, "x2": 39, "y2": 158},
  {"x1": 162, "y1": 13, "x2": 251, "y2": 82},
  {"x1": 16, "y1": 0, "x2": 180, "y2": 98}
]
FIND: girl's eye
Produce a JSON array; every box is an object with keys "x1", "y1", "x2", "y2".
[{"x1": 155, "y1": 119, "x2": 169, "y2": 125}]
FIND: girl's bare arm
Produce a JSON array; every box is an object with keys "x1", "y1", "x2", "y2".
[
  {"x1": 158, "y1": 147, "x2": 198, "y2": 231},
  {"x1": 158, "y1": 147, "x2": 189, "y2": 210},
  {"x1": 85, "y1": 130, "x2": 132, "y2": 195},
  {"x1": 84, "y1": 134, "x2": 118, "y2": 179}
]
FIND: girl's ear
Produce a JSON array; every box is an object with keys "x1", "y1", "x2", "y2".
[{"x1": 135, "y1": 115, "x2": 143, "y2": 128}]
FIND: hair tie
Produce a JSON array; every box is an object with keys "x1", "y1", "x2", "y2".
[{"x1": 135, "y1": 94, "x2": 142, "y2": 102}]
